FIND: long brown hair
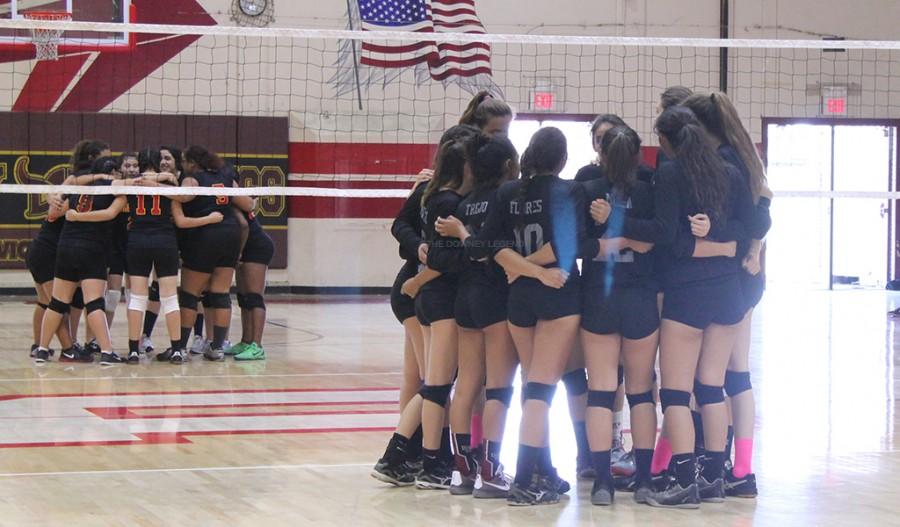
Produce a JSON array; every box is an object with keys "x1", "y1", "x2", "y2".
[
  {"x1": 70, "y1": 139, "x2": 109, "y2": 171},
  {"x1": 600, "y1": 125, "x2": 641, "y2": 191},
  {"x1": 421, "y1": 125, "x2": 480, "y2": 207},
  {"x1": 459, "y1": 91, "x2": 512, "y2": 129},
  {"x1": 660, "y1": 86, "x2": 694, "y2": 110},
  {"x1": 655, "y1": 106, "x2": 728, "y2": 221}
]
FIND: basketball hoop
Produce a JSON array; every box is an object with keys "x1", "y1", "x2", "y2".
[{"x1": 24, "y1": 11, "x2": 72, "y2": 61}]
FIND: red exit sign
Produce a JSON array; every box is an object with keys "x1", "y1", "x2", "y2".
[
  {"x1": 825, "y1": 97, "x2": 846, "y2": 115},
  {"x1": 533, "y1": 91, "x2": 555, "y2": 111}
]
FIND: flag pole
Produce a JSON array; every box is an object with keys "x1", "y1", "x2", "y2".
[{"x1": 345, "y1": 0, "x2": 364, "y2": 110}]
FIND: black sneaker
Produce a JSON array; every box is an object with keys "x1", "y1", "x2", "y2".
[
  {"x1": 169, "y1": 349, "x2": 185, "y2": 364},
  {"x1": 59, "y1": 346, "x2": 93, "y2": 363},
  {"x1": 698, "y1": 475, "x2": 725, "y2": 502},
  {"x1": 507, "y1": 475, "x2": 560, "y2": 506},
  {"x1": 126, "y1": 350, "x2": 141, "y2": 365},
  {"x1": 415, "y1": 463, "x2": 452, "y2": 490},
  {"x1": 84, "y1": 340, "x2": 101, "y2": 355},
  {"x1": 645, "y1": 481, "x2": 700, "y2": 509},
  {"x1": 473, "y1": 466, "x2": 513, "y2": 499},
  {"x1": 99, "y1": 352, "x2": 125, "y2": 365},
  {"x1": 724, "y1": 470, "x2": 757, "y2": 498},
  {"x1": 590, "y1": 478, "x2": 615, "y2": 506},
  {"x1": 543, "y1": 467, "x2": 570, "y2": 494},
  {"x1": 576, "y1": 456, "x2": 596, "y2": 480},
  {"x1": 651, "y1": 471, "x2": 672, "y2": 492},
  {"x1": 33, "y1": 347, "x2": 51, "y2": 363},
  {"x1": 371, "y1": 458, "x2": 416, "y2": 487},
  {"x1": 156, "y1": 348, "x2": 174, "y2": 361},
  {"x1": 29, "y1": 344, "x2": 37, "y2": 358},
  {"x1": 633, "y1": 479, "x2": 653, "y2": 504}
]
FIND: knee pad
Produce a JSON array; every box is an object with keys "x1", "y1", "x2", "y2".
[
  {"x1": 659, "y1": 389, "x2": 692, "y2": 413},
  {"x1": 48, "y1": 297, "x2": 70, "y2": 315},
  {"x1": 617, "y1": 365, "x2": 624, "y2": 387},
  {"x1": 626, "y1": 390, "x2": 655, "y2": 409},
  {"x1": 105, "y1": 289, "x2": 121, "y2": 312},
  {"x1": 128, "y1": 294, "x2": 149, "y2": 313},
  {"x1": 236, "y1": 293, "x2": 247, "y2": 309},
  {"x1": 179, "y1": 290, "x2": 200, "y2": 311},
  {"x1": 485, "y1": 386, "x2": 514, "y2": 407},
  {"x1": 587, "y1": 389, "x2": 616, "y2": 410},
  {"x1": 37, "y1": 302, "x2": 48, "y2": 310},
  {"x1": 561, "y1": 368, "x2": 588, "y2": 396},
  {"x1": 71, "y1": 288, "x2": 84, "y2": 310},
  {"x1": 85, "y1": 297, "x2": 105, "y2": 314},
  {"x1": 148, "y1": 281, "x2": 160, "y2": 302},
  {"x1": 242, "y1": 293, "x2": 265, "y2": 310},
  {"x1": 419, "y1": 384, "x2": 452, "y2": 406},
  {"x1": 201, "y1": 293, "x2": 212, "y2": 308},
  {"x1": 693, "y1": 380, "x2": 725, "y2": 407},
  {"x1": 207, "y1": 292, "x2": 231, "y2": 309},
  {"x1": 161, "y1": 294, "x2": 180, "y2": 315},
  {"x1": 724, "y1": 370, "x2": 752, "y2": 397},
  {"x1": 524, "y1": 382, "x2": 557, "y2": 405}
]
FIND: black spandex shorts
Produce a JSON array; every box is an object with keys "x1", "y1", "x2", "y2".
[
  {"x1": 662, "y1": 275, "x2": 745, "y2": 330},
  {"x1": 107, "y1": 245, "x2": 127, "y2": 276},
  {"x1": 740, "y1": 270, "x2": 765, "y2": 311},
  {"x1": 390, "y1": 261, "x2": 418, "y2": 323},
  {"x1": 415, "y1": 283, "x2": 457, "y2": 326},
  {"x1": 181, "y1": 225, "x2": 241, "y2": 274},
  {"x1": 507, "y1": 277, "x2": 581, "y2": 328},
  {"x1": 25, "y1": 240, "x2": 56, "y2": 284},
  {"x1": 581, "y1": 286, "x2": 659, "y2": 340},
  {"x1": 454, "y1": 280, "x2": 508, "y2": 330},
  {"x1": 127, "y1": 246, "x2": 180, "y2": 278},
  {"x1": 241, "y1": 229, "x2": 275, "y2": 266},
  {"x1": 54, "y1": 244, "x2": 108, "y2": 282}
]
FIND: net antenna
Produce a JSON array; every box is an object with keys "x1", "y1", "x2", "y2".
[{"x1": 24, "y1": 10, "x2": 72, "y2": 61}]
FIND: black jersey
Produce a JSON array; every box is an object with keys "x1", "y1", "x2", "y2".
[
  {"x1": 581, "y1": 177, "x2": 655, "y2": 289},
  {"x1": 422, "y1": 189, "x2": 465, "y2": 289},
  {"x1": 717, "y1": 143, "x2": 772, "y2": 240},
  {"x1": 59, "y1": 180, "x2": 117, "y2": 248},
  {"x1": 127, "y1": 185, "x2": 176, "y2": 249},
  {"x1": 575, "y1": 163, "x2": 655, "y2": 185},
  {"x1": 182, "y1": 169, "x2": 238, "y2": 225},
  {"x1": 639, "y1": 160, "x2": 754, "y2": 287},
  {"x1": 471, "y1": 175, "x2": 599, "y2": 276},
  {"x1": 391, "y1": 183, "x2": 426, "y2": 263},
  {"x1": 455, "y1": 187, "x2": 507, "y2": 288},
  {"x1": 33, "y1": 215, "x2": 65, "y2": 249}
]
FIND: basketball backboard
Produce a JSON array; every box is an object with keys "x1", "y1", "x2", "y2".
[{"x1": 0, "y1": 0, "x2": 133, "y2": 52}]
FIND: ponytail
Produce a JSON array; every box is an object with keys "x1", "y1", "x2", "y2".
[
  {"x1": 459, "y1": 90, "x2": 512, "y2": 129},
  {"x1": 710, "y1": 92, "x2": 767, "y2": 200},
  {"x1": 516, "y1": 127, "x2": 567, "y2": 228},
  {"x1": 600, "y1": 125, "x2": 641, "y2": 191}
]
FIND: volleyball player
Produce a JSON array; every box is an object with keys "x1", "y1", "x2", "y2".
[
  {"x1": 174, "y1": 146, "x2": 253, "y2": 363},
  {"x1": 655, "y1": 86, "x2": 694, "y2": 167},
  {"x1": 640, "y1": 106, "x2": 754, "y2": 508},
  {"x1": 464, "y1": 127, "x2": 598, "y2": 505},
  {"x1": 682, "y1": 92, "x2": 774, "y2": 497},
  {"x1": 579, "y1": 125, "x2": 660, "y2": 505},
  {"x1": 458, "y1": 90, "x2": 513, "y2": 136},
  {"x1": 104, "y1": 155, "x2": 134, "y2": 328}
]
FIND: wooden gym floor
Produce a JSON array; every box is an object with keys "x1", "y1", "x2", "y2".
[{"x1": 0, "y1": 288, "x2": 896, "y2": 526}]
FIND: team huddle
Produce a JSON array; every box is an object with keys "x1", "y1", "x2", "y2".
[
  {"x1": 373, "y1": 88, "x2": 772, "y2": 509},
  {"x1": 27, "y1": 143, "x2": 273, "y2": 365}
]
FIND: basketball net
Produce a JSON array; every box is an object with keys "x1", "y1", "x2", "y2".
[{"x1": 24, "y1": 11, "x2": 71, "y2": 61}]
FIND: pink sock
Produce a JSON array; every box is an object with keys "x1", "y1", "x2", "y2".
[
  {"x1": 651, "y1": 437, "x2": 672, "y2": 474},
  {"x1": 733, "y1": 438, "x2": 754, "y2": 478},
  {"x1": 470, "y1": 414, "x2": 483, "y2": 448}
]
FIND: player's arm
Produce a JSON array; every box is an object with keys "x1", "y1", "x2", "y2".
[
  {"x1": 65, "y1": 196, "x2": 126, "y2": 222},
  {"x1": 171, "y1": 200, "x2": 223, "y2": 229}
]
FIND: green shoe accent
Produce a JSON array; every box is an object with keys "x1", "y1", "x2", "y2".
[
  {"x1": 224, "y1": 341, "x2": 250, "y2": 356},
  {"x1": 234, "y1": 342, "x2": 265, "y2": 361}
]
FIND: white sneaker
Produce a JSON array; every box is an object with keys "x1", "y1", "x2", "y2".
[
  {"x1": 139, "y1": 335, "x2": 154, "y2": 354},
  {"x1": 189, "y1": 335, "x2": 207, "y2": 355}
]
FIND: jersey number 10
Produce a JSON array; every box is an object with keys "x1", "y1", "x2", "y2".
[
  {"x1": 515, "y1": 223, "x2": 544, "y2": 256},
  {"x1": 135, "y1": 195, "x2": 162, "y2": 216}
]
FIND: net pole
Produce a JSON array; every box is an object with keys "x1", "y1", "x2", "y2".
[
  {"x1": 345, "y1": 0, "x2": 364, "y2": 111},
  {"x1": 719, "y1": 0, "x2": 729, "y2": 92}
]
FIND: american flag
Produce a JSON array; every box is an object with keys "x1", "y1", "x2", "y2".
[{"x1": 356, "y1": 0, "x2": 492, "y2": 80}]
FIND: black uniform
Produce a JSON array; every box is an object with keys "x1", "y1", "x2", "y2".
[
  {"x1": 107, "y1": 209, "x2": 129, "y2": 275},
  {"x1": 451, "y1": 188, "x2": 509, "y2": 330},
  {"x1": 390, "y1": 183, "x2": 426, "y2": 323},
  {"x1": 180, "y1": 169, "x2": 242, "y2": 273},
  {"x1": 718, "y1": 144, "x2": 772, "y2": 310},
  {"x1": 240, "y1": 211, "x2": 275, "y2": 266},
  {"x1": 627, "y1": 160, "x2": 754, "y2": 329},
  {"x1": 126, "y1": 189, "x2": 180, "y2": 278},
  {"x1": 580, "y1": 177, "x2": 659, "y2": 339},
  {"x1": 26, "y1": 215, "x2": 64, "y2": 284},
  {"x1": 472, "y1": 175, "x2": 599, "y2": 328},
  {"x1": 575, "y1": 162, "x2": 655, "y2": 185},
  {"x1": 55, "y1": 180, "x2": 117, "y2": 282},
  {"x1": 415, "y1": 189, "x2": 464, "y2": 326}
]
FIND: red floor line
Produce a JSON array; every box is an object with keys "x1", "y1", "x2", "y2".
[
  {"x1": 97, "y1": 400, "x2": 400, "y2": 411},
  {"x1": 91, "y1": 408, "x2": 398, "y2": 420}
]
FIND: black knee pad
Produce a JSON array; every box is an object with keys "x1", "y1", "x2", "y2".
[
  {"x1": 242, "y1": 293, "x2": 265, "y2": 310},
  {"x1": 148, "y1": 281, "x2": 160, "y2": 302},
  {"x1": 201, "y1": 293, "x2": 212, "y2": 308},
  {"x1": 587, "y1": 389, "x2": 616, "y2": 410},
  {"x1": 179, "y1": 290, "x2": 200, "y2": 311},
  {"x1": 419, "y1": 384, "x2": 452, "y2": 406},
  {"x1": 693, "y1": 380, "x2": 725, "y2": 407},
  {"x1": 561, "y1": 368, "x2": 588, "y2": 396},
  {"x1": 85, "y1": 297, "x2": 105, "y2": 314},
  {"x1": 524, "y1": 382, "x2": 557, "y2": 405},
  {"x1": 485, "y1": 386, "x2": 514, "y2": 407},
  {"x1": 71, "y1": 288, "x2": 84, "y2": 309},
  {"x1": 37, "y1": 302, "x2": 48, "y2": 310},
  {"x1": 724, "y1": 370, "x2": 752, "y2": 397},
  {"x1": 617, "y1": 365, "x2": 624, "y2": 387},
  {"x1": 236, "y1": 293, "x2": 247, "y2": 309},
  {"x1": 48, "y1": 297, "x2": 70, "y2": 314},
  {"x1": 207, "y1": 292, "x2": 231, "y2": 309},
  {"x1": 626, "y1": 390, "x2": 655, "y2": 409},
  {"x1": 659, "y1": 389, "x2": 692, "y2": 413}
]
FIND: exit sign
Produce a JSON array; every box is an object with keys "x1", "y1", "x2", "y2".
[
  {"x1": 822, "y1": 86, "x2": 848, "y2": 116},
  {"x1": 533, "y1": 91, "x2": 556, "y2": 111}
]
